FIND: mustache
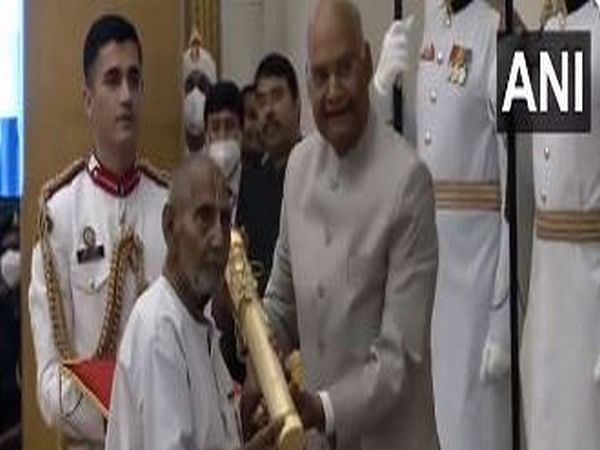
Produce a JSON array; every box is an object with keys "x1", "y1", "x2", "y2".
[{"x1": 263, "y1": 118, "x2": 281, "y2": 134}]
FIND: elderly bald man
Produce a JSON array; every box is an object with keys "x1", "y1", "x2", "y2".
[
  {"x1": 263, "y1": 1, "x2": 440, "y2": 449},
  {"x1": 106, "y1": 155, "x2": 281, "y2": 450}
]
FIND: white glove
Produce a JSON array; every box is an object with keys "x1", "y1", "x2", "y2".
[
  {"x1": 593, "y1": 354, "x2": 600, "y2": 385},
  {"x1": 479, "y1": 339, "x2": 510, "y2": 383},
  {"x1": 373, "y1": 15, "x2": 414, "y2": 96},
  {"x1": 1, "y1": 249, "x2": 21, "y2": 289}
]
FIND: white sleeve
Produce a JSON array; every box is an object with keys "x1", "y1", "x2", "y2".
[{"x1": 29, "y1": 240, "x2": 104, "y2": 442}]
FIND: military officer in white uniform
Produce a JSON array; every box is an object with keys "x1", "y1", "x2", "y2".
[
  {"x1": 521, "y1": 1, "x2": 600, "y2": 449},
  {"x1": 28, "y1": 15, "x2": 169, "y2": 450},
  {"x1": 265, "y1": 2, "x2": 439, "y2": 449},
  {"x1": 380, "y1": 1, "x2": 511, "y2": 449}
]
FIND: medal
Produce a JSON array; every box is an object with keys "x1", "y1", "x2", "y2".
[
  {"x1": 82, "y1": 226, "x2": 96, "y2": 248},
  {"x1": 448, "y1": 44, "x2": 471, "y2": 86}
]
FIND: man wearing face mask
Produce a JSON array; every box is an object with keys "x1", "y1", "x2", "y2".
[
  {"x1": 183, "y1": 29, "x2": 217, "y2": 154},
  {"x1": 204, "y1": 81, "x2": 244, "y2": 221},
  {"x1": 203, "y1": 80, "x2": 248, "y2": 384}
]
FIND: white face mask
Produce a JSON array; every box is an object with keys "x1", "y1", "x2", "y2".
[
  {"x1": 207, "y1": 139, "x2": 241, "y2": 182},
  {"x1": 184, "y1": 88, "x2": 206, "y2": 136}
]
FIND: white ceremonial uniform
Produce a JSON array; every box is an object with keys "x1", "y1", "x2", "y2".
[
  {"x1": 105, "y1": 276, "x2": 241, "y2": 450},
  {"x1": 521, "y1": 3, "x2": 600, "y2": 449},
  {"x1": 265, "y1": 108, "x2": 439, "y2": 450},
  {"x1": 416, "y1": 2, "x2": 510, "y2": 449},
  {"x1": 29, "y1": 154, "x2": 168, "y2": 450}
]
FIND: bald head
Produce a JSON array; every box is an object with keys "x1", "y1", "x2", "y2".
[
  {"x1": 168, "y1": 154, "x2": 229, "y2": 212},
  {"x1": 306, "y1": 0, "x2": 372, "y2": 155},
  {"x1": 308, "y1": 0, "x2": 364, "y2": 57}
]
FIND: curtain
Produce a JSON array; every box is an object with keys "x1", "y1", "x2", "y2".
[{"x1": 0, "y1": 0, "x2": 23, "y2": 198}]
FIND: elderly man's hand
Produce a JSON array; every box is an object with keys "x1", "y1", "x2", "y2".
[
  {"x1": 241, "y1": 417, "x2": 284, "y2": 450},
  {"x1": 290, "y1": 383, "x2": 325, "y2": 432}
]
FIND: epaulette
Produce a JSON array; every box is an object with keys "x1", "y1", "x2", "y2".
[
  {"x1": 37, "y1": 158, "x2": 86, "y2": 237},
  {"x1": 138, "y1": 158, "x2": 170, "y2": 189},
  {"x1": 40, "y1": 158, "x2": 87, "y2": 204}
]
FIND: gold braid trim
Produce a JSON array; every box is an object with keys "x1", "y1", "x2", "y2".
[
  {"x1": 138, "y1": 158, "x2": 170, "y2": 189},
  {"x1": 38, "y1": 159, "x2": 87, "y2": 360},
  {"x1": 37, "y1": 158, "x2": 148, "y2": 360},
  {"x1": 95, "y1": 227, "x2": 147, "y2": 358}
]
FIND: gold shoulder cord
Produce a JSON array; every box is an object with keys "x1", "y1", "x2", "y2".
[
  {"x1": 95, "y1": 227, "x2": 147, "y2": 357},
  {"x1": 39, "y1": 158, "x2": 149, "y2": 361},
  {"x1": 38, "y1": 159, "x2": 87, "y2": 360}
]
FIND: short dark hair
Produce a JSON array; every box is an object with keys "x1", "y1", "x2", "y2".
[
  {"x1": 204, "y1": 80, "x2": 244, "y2": 126},
  {"x1": 241, "y1": 83, "x2": 256, "y2": 102},
  {"x1": 83, "y1": 14, "x2": 143, "y2": 82},
  {"x1": 254, "y1": 53, "x2": 299, "y2": 101}
]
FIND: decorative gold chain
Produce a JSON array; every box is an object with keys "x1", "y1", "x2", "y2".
[{"x1": 95, "y1": 227, "x2": 147, "y2": 357}]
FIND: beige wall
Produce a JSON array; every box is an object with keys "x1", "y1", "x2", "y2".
[{"x1": 22, "y1": 2, "x2": 183, "y2": 449}]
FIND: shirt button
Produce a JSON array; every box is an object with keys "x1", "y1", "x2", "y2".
[
  {"x1": 541, "y1": 193, "x2": 547, "y2": 204},
  {"x1": 445, "y1": 17, "x2": 451, "y2": 27},
  {"x1": 437, "y1": 51, "x2": 444, "y2": 65},
  {"x1": 544, "y1": 147, "x2": 550, "y2": 160},
  {"x1": 317, "y1": 283, "x2": 325, "y2": 299},
  {"x1": 424, "y1": 131, "x2": 432, "y2": 146},
  {"x1": 430, "y1": 89, "x2": 438, "y2": 104}
]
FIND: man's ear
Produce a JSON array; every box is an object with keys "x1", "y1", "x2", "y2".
[
  {"x1": 162, "y1": 202, "x2": 175, "y2": 247},
  {"x1": 83, "y1": 82, "x2": 94, "y2": 121}
]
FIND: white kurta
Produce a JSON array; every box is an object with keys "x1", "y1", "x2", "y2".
[
  {"x1": 521, "y1": 3, "x2": 600, "y2": 449},
  {"x1": 416, "y1": 2, "x2": 510, "y2": 449},
  {"x1": 105, "y1": 276, "x2": 241, "y2": 450},
  {"x1": 28, "y1": 156, "x2": 168, "y2": 449}
]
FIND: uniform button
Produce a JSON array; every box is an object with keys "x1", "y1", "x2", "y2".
[
  {"x1": 430, "y1": 89, "x2": 438, "y2": 103},
  {"x1": 437, "y1": 51, "x2": 444, "y2": 65},
  {"x1": 424, "y1": 131, "x2": 432, "y2": 146},
  {"x1": 444, "y1": 17, "x2": 451, "y2": 27},
  {"x1": 544, "y1": 147, "x2": 550, "y2": 160}
]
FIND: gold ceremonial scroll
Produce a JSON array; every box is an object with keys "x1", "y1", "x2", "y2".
[{"x1": 225, "y1": 230, "x2": 305, "y2": 450}]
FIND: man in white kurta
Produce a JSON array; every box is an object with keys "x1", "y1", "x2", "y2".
[
  {"x1": 105, "y1": 275, "x2": 241, "y2": 450},
  {"x1": 521, "y1": 2, "x2": 600, "y2": 449},
  {"x1": 106, "y1": 156, "x2": 282, "y2": 450},
  {"x1": 28, "y1": 15, "x2": 169, "y2": 450},
  {"x1": 264, "y1": 2, "x2": 439, "y2": 449},
  {"x1": 415, "y1": 1, "x2": 510, "y2": 449}
]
